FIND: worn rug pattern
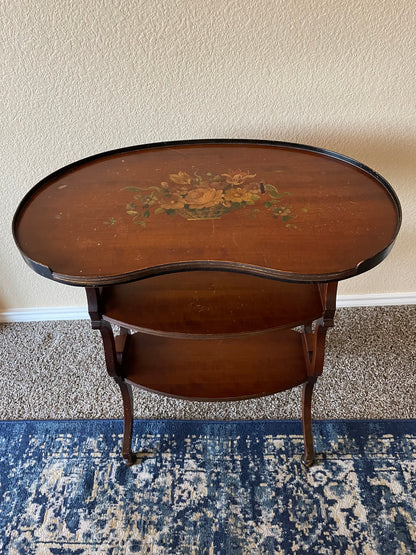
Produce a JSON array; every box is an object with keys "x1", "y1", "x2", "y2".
[{"x1": 1, "y1": 419, "x2": 415, "y2": 554}]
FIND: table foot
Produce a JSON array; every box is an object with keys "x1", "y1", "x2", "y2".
[
  {"x1": 124, "y1": 452, "x2": 137, "y2": 466},
  {"x1": 301, "y1": 456, "x2": 315, "y2": 468}
]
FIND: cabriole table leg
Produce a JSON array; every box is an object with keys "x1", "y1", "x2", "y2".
[
  {"x1": 302, "y1": 377, "x2": 317, "y2": 467},
  {"x1": 116, "y1": 379, "x2": 136, "y2": 466}
]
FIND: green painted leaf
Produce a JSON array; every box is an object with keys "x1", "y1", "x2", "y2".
[
  {"x1": 265, "y1": 184, "x2": 290, "y2": 200},
  {"x1": 264, "y1": 183, "x2": 279, "y2": 196}
]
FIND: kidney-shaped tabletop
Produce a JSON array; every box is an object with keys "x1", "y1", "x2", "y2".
[{"x1": 13, "y1": 139, "x2": 401, "y2": 286}]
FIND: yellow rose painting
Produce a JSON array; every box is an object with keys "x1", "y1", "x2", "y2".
[
  {"x1": 184, "y1": 187, "x2": 224, "y2": 210},
  {"x1": 117, "y1": 169, "x2": 295, "y2": 228}
]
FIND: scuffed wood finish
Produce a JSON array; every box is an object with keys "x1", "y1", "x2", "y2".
[
  {"x1": 100, "y1": 271, "x2": 323, "y2": 337},
  {"x1": 13, "y1": 140, "x2": 401, "y2": 286},
  {"x1": 13, "y1": 139, "x2": 401, "y2": 467}
]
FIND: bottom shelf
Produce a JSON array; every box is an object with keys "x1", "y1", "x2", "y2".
[{"x1": 120, "y1": 329, "x2": 308, "y2": 401}]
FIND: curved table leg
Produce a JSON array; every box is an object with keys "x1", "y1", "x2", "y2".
[
  {"x1": 117, "y1": 380, "x2": 136, "y2": 466},
  {"x1": 302, "y1": 377, "x2": 317, "y2": 467}
]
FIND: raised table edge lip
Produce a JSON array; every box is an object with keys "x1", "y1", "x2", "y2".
[
  {"x1": 16, "y1": 252, "x2": 395, "y2": 287},
  {"x1": 12, "y1": 138, "x2": 402, "y2": 287}
]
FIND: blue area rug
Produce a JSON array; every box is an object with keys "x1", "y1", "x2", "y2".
[{"x1": 0, "y1": 419, "x2": 415, "y2": 554}]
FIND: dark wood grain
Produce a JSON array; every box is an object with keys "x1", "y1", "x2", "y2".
[
  {"x1": 13, "y1": 140, "x2": 401, "y2": 285},
  {"x1": 120, "y1": 328, "x2": 308, "y2": 400},
  {"x1": 13, "y1": 139, "x2": 402, "y2": 467},
  {"x1": 100, "y1": 271, "x2": 323, "y2": 337}
]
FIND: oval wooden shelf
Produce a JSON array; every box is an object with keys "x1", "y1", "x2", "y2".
[
  {"x1": 121, "y1": 328, "x2": 308, "y2": 400},
  {"x1": 101, "y1": 271, "x2": 323, "y2": 337}
]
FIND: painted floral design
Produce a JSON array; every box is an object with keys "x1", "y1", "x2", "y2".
[{"x1": 117, "y1": 170, "x2": 297, "y2": 227}]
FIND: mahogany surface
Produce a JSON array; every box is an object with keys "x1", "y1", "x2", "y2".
[
  {"x1": 121, "y1": 328, "x2": 308, "y2": 400},
  {"x1": 13, "y1": 140, "x2": 400, "y2": 285},
  {"x1": 101, "y1": 271, "x2": 323, "y2": 337},
  {"x1": 13, "y1": 139, "x2": 401, "y2": 467}
]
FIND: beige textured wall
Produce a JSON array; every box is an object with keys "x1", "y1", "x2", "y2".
[{"x1": 1, "y1": 0, "x2": 415, "y2": 310}]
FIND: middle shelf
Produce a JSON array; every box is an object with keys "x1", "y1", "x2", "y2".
[{"x1": 101, "y1": 270, "x2": 323, "y2": 338}]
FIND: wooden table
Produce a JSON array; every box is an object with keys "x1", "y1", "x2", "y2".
[{"x1": 13, "y1": 139, "x2": 401, "y2": 467}]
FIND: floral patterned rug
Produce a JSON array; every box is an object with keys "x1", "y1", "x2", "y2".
[{"x1": 1, "y1": 419, "x2": 415, "y2": 554}]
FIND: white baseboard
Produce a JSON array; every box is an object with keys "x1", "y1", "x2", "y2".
[
  {"x1": 336, "y1": 292, "x2": 416, "y2": 307},
  {"x1": 0, "y1": 306, "x2": 89, "y2": 323},
  {"x1": 0, "y1": 293, "x2": 415, "y2": 323}
]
